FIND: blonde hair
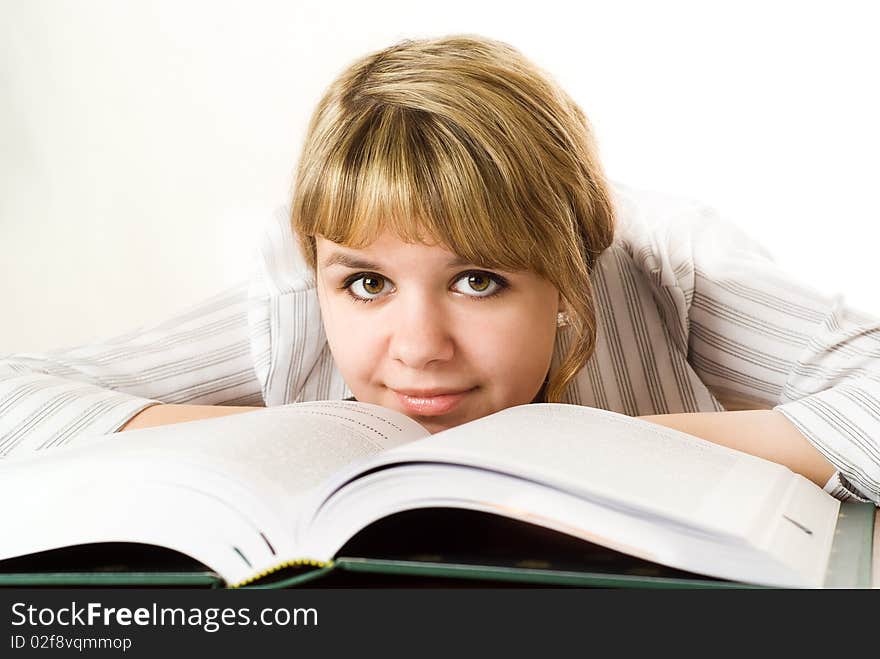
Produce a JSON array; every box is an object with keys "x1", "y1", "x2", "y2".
[{"x1": 291, "y1": 34, "x2": 616, "y2": 403}]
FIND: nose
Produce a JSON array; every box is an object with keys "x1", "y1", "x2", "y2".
[{"x1": 387, "y1": 296, "x2": 455, "y2": 369}]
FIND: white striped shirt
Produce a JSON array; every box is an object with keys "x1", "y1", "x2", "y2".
[{"x1": 2, "y1": 184, "x2": 878, "y2": 505}]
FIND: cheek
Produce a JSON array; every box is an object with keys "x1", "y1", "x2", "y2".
[
  {"x1": 469, "y1": 309, "x2": 557, "y2": 393},
  {"x1": 319, "y1": 297, "x2": 385, "y2": 386}
]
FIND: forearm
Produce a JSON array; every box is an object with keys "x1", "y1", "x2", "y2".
[
  {"x1": 637, "y1": 410, "x2": 836, "y2": 487},
  {"x1": 119, "y1": 403, "x2": 263, "y2": 431}
]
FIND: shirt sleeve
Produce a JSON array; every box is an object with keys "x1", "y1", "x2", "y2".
[
  {"x1": 0, "y1": 281, "x2": 264, "y2": 459},
  {"x1": 645, "y1": 199, "x2": 880, "y2": 505},
  {"x1": 246, "y1": 205, "x2": 339, "y2": 406}
]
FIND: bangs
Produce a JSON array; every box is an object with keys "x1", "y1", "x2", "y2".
[{"x1": 295, "y1": 104, "x2": 560, "y2": 275}]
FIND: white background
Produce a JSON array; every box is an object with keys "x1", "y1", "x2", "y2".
[{"x1": 1, "y1": 0, "x2": 877, "y2": 353}]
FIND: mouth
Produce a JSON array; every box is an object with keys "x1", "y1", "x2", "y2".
[{"x1": 391, "y1": 387, "x2": 476, "y2": 417}]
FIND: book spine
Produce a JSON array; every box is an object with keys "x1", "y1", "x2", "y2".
[{"x1": 231, "y1": 558, "x2": 334, "y2": 588}]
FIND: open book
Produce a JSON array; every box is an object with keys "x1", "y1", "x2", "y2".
[{"x1": 0, "y1": 401, "x2": 846, "y2": 588}]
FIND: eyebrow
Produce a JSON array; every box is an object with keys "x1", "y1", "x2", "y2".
[{"x1": 321, "y1": 251, "x2": 476, "y2": 270}]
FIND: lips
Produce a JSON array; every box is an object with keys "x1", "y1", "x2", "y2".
[{"x1": 391, "y1": 387, "x2": 475, "y2": 416}]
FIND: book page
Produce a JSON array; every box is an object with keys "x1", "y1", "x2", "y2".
[
  {"x1": 320, "y1": 403, "x2": 791, "y2": 533},
  {"x1": 11, "y1": 400, "x2": 428, "y2": 512},
  {"x1": 0, "y1": 401, "x2": 428, "y2": 582},
  {"x1": 304, "y1": 402, "x2": 840, "y2": 587}
]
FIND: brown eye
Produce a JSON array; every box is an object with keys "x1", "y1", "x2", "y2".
[
  {"x1": 345, "y1": 273, "x2": 393, "y2": 302},
  {"x1": 451, "y1": 271, "x2": 507, "y2": 298},
  {"x1": 468, "y1": 274, "x2": 490, "y2": 292},
  {"x1": 362, "y1": 276, "x2": 384, "y2": 295}
]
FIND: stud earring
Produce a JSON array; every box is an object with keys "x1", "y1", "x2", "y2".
[{"x1": 556, "y1": 311, "x2": 570, "y2": 328}]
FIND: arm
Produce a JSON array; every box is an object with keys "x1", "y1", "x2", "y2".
[
  {"x1": 0, "y1": 281, "x2": 265, "y2": 456},
  {"x1": 637, "y1": 410, "x2": 836, "y2": 487},
  {"x1": 644, "y1": 195, "x2": 880, "y2": 504},
  {"x1": 120, "y1": 403, "x2": 263, "y2": 431}
]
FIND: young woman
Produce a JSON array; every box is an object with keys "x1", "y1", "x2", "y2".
[{"x1": 1, "y1": 35, "x2": 877, "y2": 506}]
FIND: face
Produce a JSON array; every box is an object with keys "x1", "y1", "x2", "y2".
[{"x1": 315, "y1": 231, "x2": 561, "y2": 433}]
